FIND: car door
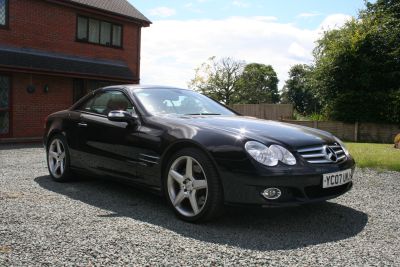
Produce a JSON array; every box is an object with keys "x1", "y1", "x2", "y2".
[{"x1": 75, "y1": 89, "x2": 143, "y2": 181}]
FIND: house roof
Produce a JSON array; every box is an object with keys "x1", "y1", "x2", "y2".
[
  {"x1": 0, "y1": 46, "x2": 136, "y2": 82},
  {"x1": 67, "y1": 0, "x2": 151, "y2": 24}
]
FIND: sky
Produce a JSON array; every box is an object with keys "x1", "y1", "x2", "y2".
[{"x1": 128, "y1": 0, "x2": 368, "y2": 89}]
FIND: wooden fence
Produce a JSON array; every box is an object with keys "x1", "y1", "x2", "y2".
[
  {"x1": 281, "y1": 120, "x2": 399, "y2": 143},
  {"x1": 231, "y1": 104, "x2": 293, "y2": 120},
  {"x1": 230, "y1": 104, "x2": 399, "y2": 143}
]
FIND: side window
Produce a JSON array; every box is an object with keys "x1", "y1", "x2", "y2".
[
  {"x1": 78, "y1": 91, "x2": 134, "y2": 116},
  {"x1": 79, "y1": 96, "x2": 95, "y2": 112}
]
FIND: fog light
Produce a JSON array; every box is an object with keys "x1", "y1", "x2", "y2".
[{"x1": 262, "y1": 188, "x2": 282, "y2": 200}]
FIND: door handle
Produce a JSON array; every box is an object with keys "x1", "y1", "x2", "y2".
[{"x1": 77, "y1": 122, "x2": 88, "y2": 128}]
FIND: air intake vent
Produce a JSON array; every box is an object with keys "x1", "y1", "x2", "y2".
[{"x1": 297, "y1": 144, "x2": 346, "y2": 164}]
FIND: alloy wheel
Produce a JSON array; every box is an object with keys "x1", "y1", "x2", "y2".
[
  {"x1": 167, "y1": 156, "x2": 208, "y2": 217},
  {"x1": 48, "y1": 139, "x2": 66, "y2": 179}
]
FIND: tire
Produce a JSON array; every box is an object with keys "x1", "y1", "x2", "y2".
[
  {"x1": 46, "y1": 134, "x2": 73, "y2": 182},
  {"x1": 164, "y1": 148, "x2": 224, "y2": 222}
]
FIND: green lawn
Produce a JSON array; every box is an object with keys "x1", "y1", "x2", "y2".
[{"x1": 345, "y1": 142, "x2": 400, "y2": 172}]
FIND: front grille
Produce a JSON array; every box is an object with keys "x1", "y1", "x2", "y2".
[{"x1": 297, "y1": 144, "x2": 347, "y2": 164}]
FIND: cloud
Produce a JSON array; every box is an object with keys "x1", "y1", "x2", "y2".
[
  {"x1": 148, "y1": 7, "x2": 176, "y2": 18},
  {"x1": 184, "y1": 2, "x2": 203, "y2": 14},
  {"x1": 288, "y1": 42, "x2": 308, "y2": 59},
  {"x1": 232, "y1": 1, "x2": 250, "y2": 8},
  {"x1": 297, "y1": 12, "x2": 321, "y2": 18},
  {"x1": 140, "y1": 14, "x2": 352, "y2": 88},
  {"x1": 318, "y1": 13, "x2": 352, "y2": 31}
]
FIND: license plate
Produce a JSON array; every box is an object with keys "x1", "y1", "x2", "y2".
[{"x1": 323, "y1": 169, "x2": 353, "y2": 188}]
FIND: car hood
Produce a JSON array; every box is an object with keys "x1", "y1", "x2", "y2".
[{"x1": 167, "y1": 115, "x2": 335, "y2": 149}]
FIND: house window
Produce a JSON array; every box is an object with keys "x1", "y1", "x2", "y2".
[
  {"x1": 88, "y1": 18, "x2": 100, "y2": 43},
  {"x1": 100, "y1": 21, "x2": 111, "y2": 45},
  {"x1": 76, "y1": 15, "x2": 123, "y2": 48},
  {"x1": 0, "y1": 0, "x2": 8, "y2": 27},
  {"x1": 0, "y1": 75, "x2": 10, "y2": 136},
  {"x1": 112, "y1": 25, "x2": 122, "y2": 47},
  {"x1": 77, "y1": 17, "x2": 88, "y2": 40}
]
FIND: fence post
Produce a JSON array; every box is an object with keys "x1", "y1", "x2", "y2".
[
  {"x1": 354, "y1": 121, "x2": 359, "y2": 142},
  {"x1": 313, "y1": 121, "x2": 318, "y2": 129}
]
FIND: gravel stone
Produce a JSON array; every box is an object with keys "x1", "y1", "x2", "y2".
[{"x1": 1, "y1": 144, "x2": 399, "y2": 266}]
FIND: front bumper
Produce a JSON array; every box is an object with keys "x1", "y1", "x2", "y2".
[{"x1": 218, "y1": 158, "x2": 355, "y2": 206}]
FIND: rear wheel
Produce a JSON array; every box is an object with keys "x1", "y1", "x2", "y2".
[
  {"x1": 47, "y1": 134, "x2": 72, "y2": 182},
  {"x1": 164, "y1": 148, "x2": 224, "y2": 222}
]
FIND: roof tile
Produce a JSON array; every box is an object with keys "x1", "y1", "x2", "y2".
[
  {"x1": 0, "y1": 45, "x2": 136, "y2": 81},
  {"x1": 68, "y1": 0, "x2": 151, "y2": 24}
]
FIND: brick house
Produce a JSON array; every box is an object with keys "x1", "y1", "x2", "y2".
[{"x1": 0, "y1": 0, "x2": 150, "y2": 141}]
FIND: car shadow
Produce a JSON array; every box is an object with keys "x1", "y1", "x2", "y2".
[{"x1": 34, "y1": 175, "x2": 368, "y2": 251}]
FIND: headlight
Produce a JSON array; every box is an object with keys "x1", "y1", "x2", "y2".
[
  {"x1": 245, "y1": 141, "x2": 296, "y2": 166},
  {"x1": 334, "y1": 136, "x2": 350, "y2": 157},
  {"x1": 269, "y1": 145, "x2": 297, "y2": 165}
]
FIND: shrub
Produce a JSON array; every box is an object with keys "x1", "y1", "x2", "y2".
[{"x1": 395, "y1": 133, "x2": 400, "y2": 149}]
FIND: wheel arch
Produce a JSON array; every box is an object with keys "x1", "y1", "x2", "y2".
[{"x1": 45, "y1": 129, "x2": 67, "y2": 149}]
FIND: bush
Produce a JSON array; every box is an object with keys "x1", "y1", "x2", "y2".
[
  {"x1": 395, "y1": 133, "x2": 400, "y2": 149},
  {"x1": 312, "y1": 0, "x2": 400, "y2": 124}
]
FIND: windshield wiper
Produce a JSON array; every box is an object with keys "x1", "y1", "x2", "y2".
[{"x1": 184, "y1": 113, "x2": 221, "y2": 116}]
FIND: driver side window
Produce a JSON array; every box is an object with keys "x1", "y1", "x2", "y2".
[{"x1": 79, "y1": 91, "x2": 135, "y2": 116}]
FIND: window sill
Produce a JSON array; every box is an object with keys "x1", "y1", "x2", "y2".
[{"x1": 75, "y1": 39, "x2": 123, "y2": 50}]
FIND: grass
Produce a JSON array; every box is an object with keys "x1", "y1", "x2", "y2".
[{"x1": 345, "y1": 142, "x2": 400, "y2": 172}]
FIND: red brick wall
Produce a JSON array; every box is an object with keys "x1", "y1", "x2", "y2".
[
  {"x1": 11, "y1": 73, "x2": 73, "y2": 138},
  {"x1": 1, "y1": 0, "x2": 141, "y2": 79}
]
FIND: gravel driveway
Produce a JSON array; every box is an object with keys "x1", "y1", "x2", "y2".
[{"x1": 1, "y1": 144, "x2": 399, "y2": 266}]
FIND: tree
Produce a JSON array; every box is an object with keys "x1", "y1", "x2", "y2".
[
  {"x1": 188, "y1": 57, "x2": 245, "y2": 105},
  {"x1": 236, "y1": 63, "x2": 280, "y2": 104},
  {"x1": 312, "y1": 0, "x2": 400, "y2": 123},
  {"x1": 281, "y1": 64, "x2": 320, "y2": 115}
]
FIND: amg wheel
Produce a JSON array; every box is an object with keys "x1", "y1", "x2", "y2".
[
  {"x1": 165, "y1": 148, "x2": 223, "y2": 222},
  {"x1": 47, "y1": 134, "x2": 72, "y2": 182}
]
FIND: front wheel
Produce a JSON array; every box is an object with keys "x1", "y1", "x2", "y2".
[
  {"x1": 164, "y1": 148, "x2": 224, "y2": 222},
  {"x1": 47, "y1": 134, "x2": 72, "y2": 182}
]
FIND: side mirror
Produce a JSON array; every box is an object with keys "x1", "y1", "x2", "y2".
[{"x1": 107, "y1": 110, "x2": 138, "y2": 125}]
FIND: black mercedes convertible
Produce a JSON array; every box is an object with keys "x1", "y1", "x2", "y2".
[{"x1": 44, "y1": 85, "x2": 355, "y2": 222}]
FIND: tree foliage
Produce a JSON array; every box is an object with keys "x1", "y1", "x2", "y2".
[
  {"x1": 312, "y1": 0, "x2": 400, "y2": 123},
  {"x1": 281, "y1": 64, "x2": 320, "y2": 115},
  {"x1": 189, "y1": 58, "x2": 280, "y2": 104},
  {"x1": 236, "y1": 63, "x2": 280, "y2": 104},
  {"x1": 188, "y1": 57, "x2": 245, "y2": 105}
]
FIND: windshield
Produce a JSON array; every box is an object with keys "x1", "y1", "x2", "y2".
[{"x1": 133, "y1": 88, "x2": 236, "y2": 116}]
